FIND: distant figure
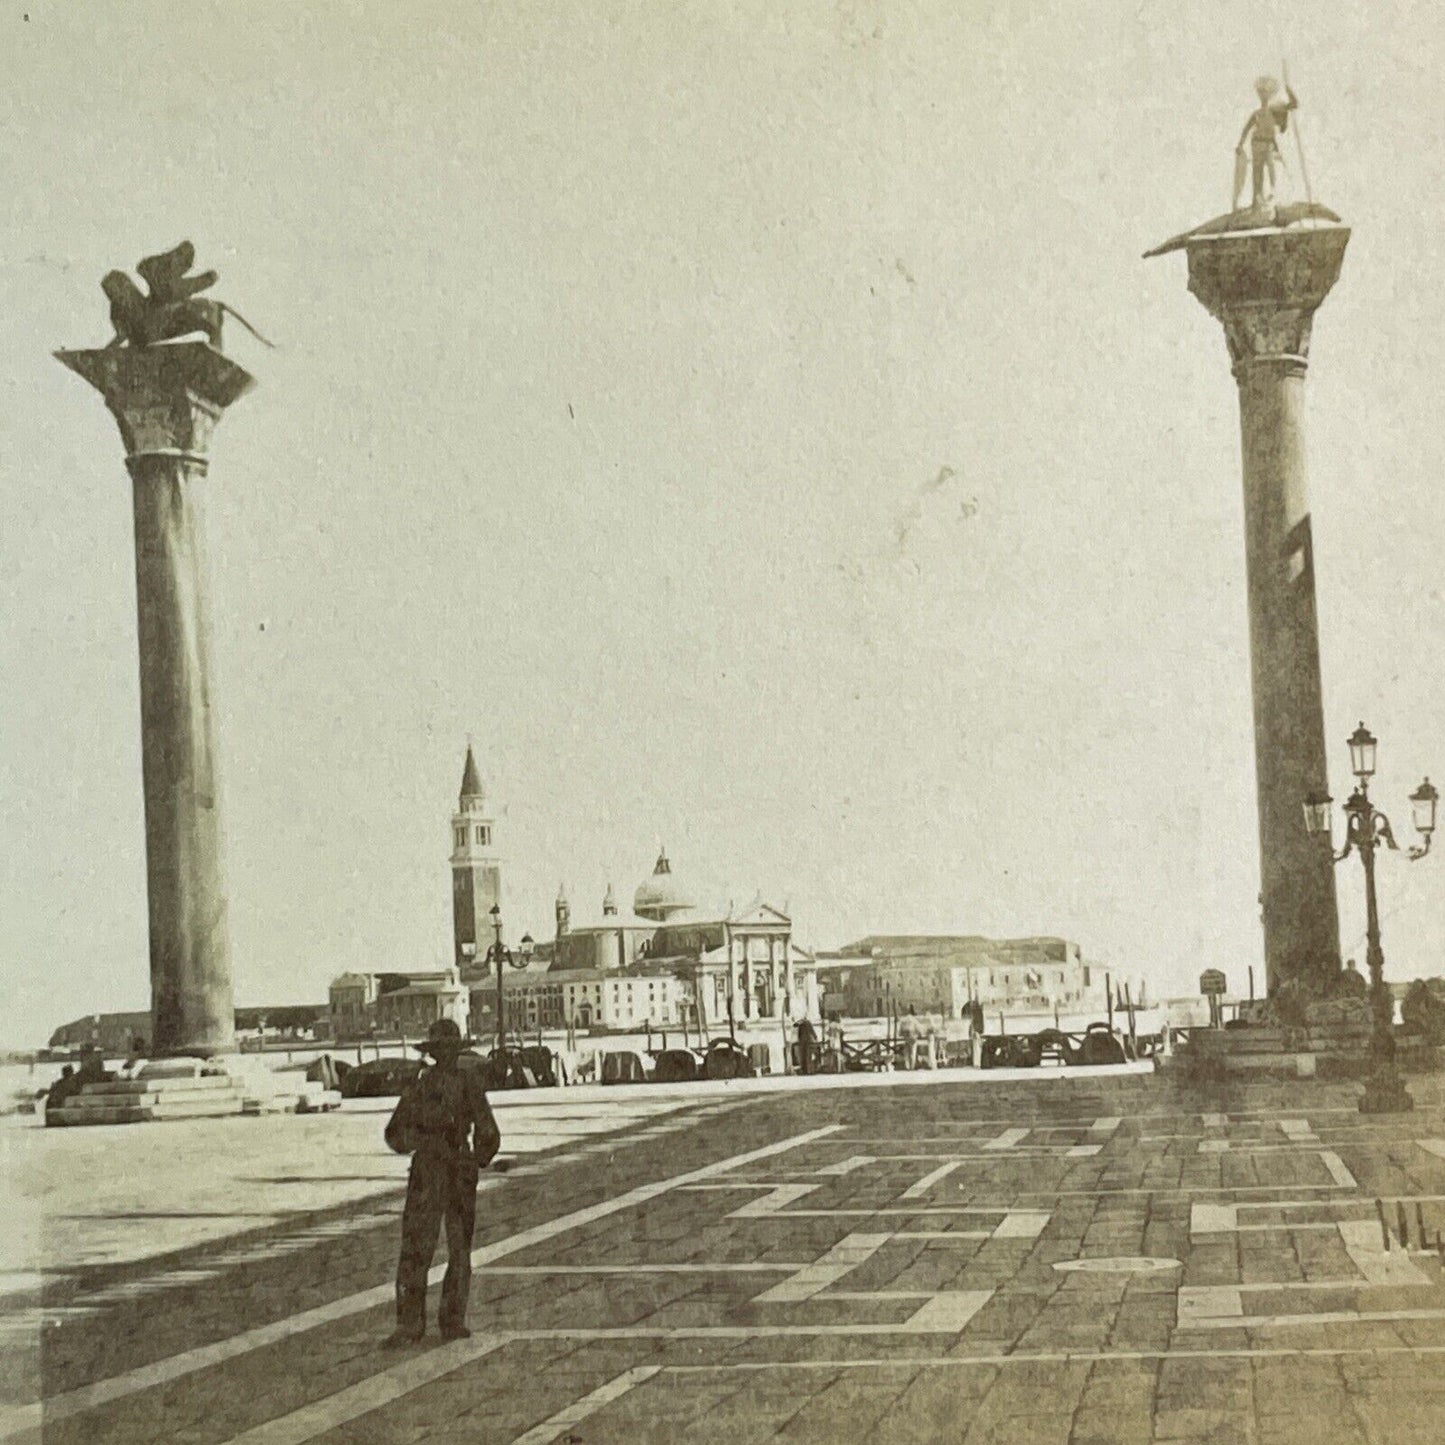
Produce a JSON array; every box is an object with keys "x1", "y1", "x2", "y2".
[
  {"x1": 76, "y1": 1047, "x2": 112, "y2": 1086},
  {"x1": 44, "y1": 1065, "x2": 79, "y2": 1125},
  {"x1": 796, "y1": 1016, "x2": 817, "y2": 1075},
  {"x1": 899, "y1": 1006, "x2": 920, "y2": 1068},
  {"x1": 381, "y1": 1019, "x2": 501, "y2": 1347},
  {"x1": 1234, "y1": 76, "x2": 1299, "y2": 210},
  {"x1": 46, "y1": 1053, "x2": 110, "y2": 1124}
]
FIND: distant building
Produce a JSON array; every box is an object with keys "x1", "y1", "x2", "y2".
[
  {"x1": 670, "y1": 901, "x2": 818, "y2": 1029},
  {"x1": 326, "y1": 968, "x2": 468, "y2": 1042},
  {"x1": 469, "y1": 888, "x2": 821, "y2": 1039},
  {"x1": 47, "y1": 1012, "x2": 151, "y2": 1056},
  {"x1": 470, "y1": 962, "x2": 691, "y2": 1037},
  {"x1": 327, "y1": 973, "x2": 379, "y2": 1041},
  {"x1": 48, "y1": 1004, "x2": 327, "y2": 1055},
  {"x1": 438, "y1": 741, "x2": 830, "y2": 1036},
  {"x1": 633, "y1": 849, "x2": 697, "y2": 922},
  {"x1": 447, "y1": 803, "x2": 821, "y2": 1037},
  {"x1": 815, "y1": 936, "x2": 1126, "y2": 1019},
  {"x1": 551, "y1": 881, "x2": 658, "y2": 972}
]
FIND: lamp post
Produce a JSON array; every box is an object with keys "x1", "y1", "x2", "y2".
[
  {"x1": 485, "y1": 903, "x2": 534, "y2": 1053},
  {"x1": 1303, "y1": 724, "x2": 1436, "y2": 1114}
]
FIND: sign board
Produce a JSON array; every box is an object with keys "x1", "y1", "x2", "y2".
[{"x1": 1199, "y1": 969, "x2": 1227, "y2": 997}]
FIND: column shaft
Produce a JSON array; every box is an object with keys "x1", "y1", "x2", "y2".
[
  {"x1": 1236, "y1": 359, "x2": 1341, "y2": 990},
  {"x1": 131, "y1": 453, "x2": 235, "y2": 1053}
]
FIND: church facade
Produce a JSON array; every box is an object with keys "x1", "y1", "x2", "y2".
[{"x1": 450, "y1": 747, "x2": 819, "y2": 1036}]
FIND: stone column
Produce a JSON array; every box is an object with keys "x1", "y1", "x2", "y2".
[
  {"x1": 741, "y1": 938, "x2": 753, "y2": 1020},
  {"x1": 1185, "y1": 227, "x2": 1347, "y2": 994},
  {"x1": 56, "y1": 342, "x2": 253, "y2": 1055},
  {"x1": 725, "y1": 930, "x2": 736, "y2": 1021}
]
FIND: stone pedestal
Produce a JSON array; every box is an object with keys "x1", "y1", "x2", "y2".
[
  {"x1": 45, "y1": 1058, "x2": 341, "y2": 1126},
  {"x1": 1185, "y1": 225, "x2": 1348, "y2": 995},
  {"x1": 56, "y1": 343, "x2": 253, "y2": 1056}
]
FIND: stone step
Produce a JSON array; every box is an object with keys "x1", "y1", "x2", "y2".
[
  {"x1": 81, "y1": 1075, "x2": 243, "y2": 1097},
  {"x1": 49, "y1": 1092, "x2": 250, "y2": 1126},
  {"x1": 239, "y1": 1095, "x2": 292, "y2": 1116},
  {"x1": 62, "y1": 1086, "x2": 245, "y2": 1111},
  {"x1": 49, "y1": 1106, "x2": 157, "y2": 1125}
]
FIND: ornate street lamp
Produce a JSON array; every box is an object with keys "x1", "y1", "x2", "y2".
[
  {"x1": 486, "y1": 903, "x2": 534, "y2": 1053},
  {"x1": 1303, "y1": 723, "x2": 1435, "y2": 1114}
]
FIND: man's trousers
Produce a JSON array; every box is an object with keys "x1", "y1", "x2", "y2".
[{"x1": 395, "y1": 1148, "x2": 479, "y2": 1333}]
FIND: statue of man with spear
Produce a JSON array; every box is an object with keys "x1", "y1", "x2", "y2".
[{"x1": 1234, "y1": 71, "x2": 1300, "y2": 210}]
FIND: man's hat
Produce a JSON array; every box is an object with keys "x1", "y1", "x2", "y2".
[{"x1": 414, "y1": 1018, "x2": 474, "y2": 1055}]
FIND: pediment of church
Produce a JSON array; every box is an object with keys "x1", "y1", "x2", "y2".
[{"x1": 728, "y1": 901, "x2": 791, "y2": 929}]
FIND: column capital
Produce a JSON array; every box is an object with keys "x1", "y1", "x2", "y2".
[
  {"x1": 1185, "y1": 225, "x2": 1350, "y2": 376},
  {"x1": 55, "y1": 342, "x2": 255, "y2": 465}
]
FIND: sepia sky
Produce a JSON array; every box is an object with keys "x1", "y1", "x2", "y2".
[{"x1": 3, "y1": 0, "x2": 1443, "y2": 1047}]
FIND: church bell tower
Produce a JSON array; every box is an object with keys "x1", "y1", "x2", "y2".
[{"x1": 451, "y1": 743, "x2": 500, "y2": 981}]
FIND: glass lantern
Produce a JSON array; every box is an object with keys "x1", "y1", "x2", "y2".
[
  {"x1": 1347, "y1": 723, "x2": 1377, "y2": 780},
  {"x1": 1302, "y1": 792, "x2": 1333, "y2": 837},
  {"x1": 1410, "y1": 778, "x2": 1438, "y2": 837}
]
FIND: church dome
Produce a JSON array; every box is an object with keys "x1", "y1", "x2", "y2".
[{"x1": 634, "y1": 848, "x2": 695, "y2": 922}]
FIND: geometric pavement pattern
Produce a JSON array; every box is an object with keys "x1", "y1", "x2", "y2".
[{"x1": 7, "y1": 1077, "x2": 1445, "y2": 1442}]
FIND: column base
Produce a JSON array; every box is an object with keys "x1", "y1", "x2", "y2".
[{"x1": 44, "y1": 1058, "x2": 342, "y2": 1126}]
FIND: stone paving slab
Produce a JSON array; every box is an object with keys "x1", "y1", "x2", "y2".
[{"x1": 8, "y1": 1073, "x2": 1445, "y2": 1441}]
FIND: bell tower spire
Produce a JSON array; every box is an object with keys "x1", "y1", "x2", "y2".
[
  {"x1": 451, "y1": 741, "x2": 500, "y2": 979},
  {"x1": 459, "y1": 740, "x2": 483, "y2": 804}
]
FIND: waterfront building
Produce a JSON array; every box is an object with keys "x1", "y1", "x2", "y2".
[
  {"x1": 814, "y1": 935, "x2": 1132, "y2": 1020},
  {"x1": 326, "y1": 967, "x2": 468, "y2": 1042}
]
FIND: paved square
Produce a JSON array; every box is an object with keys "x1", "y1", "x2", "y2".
[{"x1": 6, "y1": 1073, "x2": 1445, "y2": 1442}]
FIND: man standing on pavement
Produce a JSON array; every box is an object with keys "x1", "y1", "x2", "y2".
[{"x1": 382, "y1": 1018, "x2": 501, "y2": 1347}]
